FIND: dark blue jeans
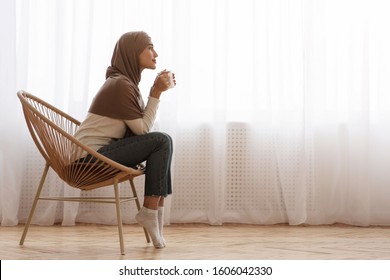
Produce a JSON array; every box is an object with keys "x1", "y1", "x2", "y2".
[{"x1": 97, "y1": 132, "x2": 173, "y2": 197}]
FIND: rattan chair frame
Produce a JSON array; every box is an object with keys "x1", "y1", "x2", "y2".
[{"x1": 17, "y1": 90, "x2": 150, "y2": 255}]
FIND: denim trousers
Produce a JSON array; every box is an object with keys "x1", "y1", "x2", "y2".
[{"x1": 97, "y1": 132, "x2": 173, "y2": 197}]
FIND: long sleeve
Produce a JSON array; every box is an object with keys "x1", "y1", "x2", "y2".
[{"x1": 124, "y1": 97, "x2": 160, "y2": 135}]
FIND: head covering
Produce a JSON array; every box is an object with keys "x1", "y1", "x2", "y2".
[{"x1": 88, "y1": 31, "x2": 152, "y2": 120}]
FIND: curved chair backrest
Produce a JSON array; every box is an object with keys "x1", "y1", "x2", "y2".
[{"x1": 17, "y1": 90, "x2": 143, "y2": 190}]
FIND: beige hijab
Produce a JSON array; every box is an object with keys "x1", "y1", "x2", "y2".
[{"x1": 89, "y1": 31, "x2": 152, "y2": 120}]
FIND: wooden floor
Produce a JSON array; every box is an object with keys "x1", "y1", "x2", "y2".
[{"x1": 1, "y1": 223, "x2": 390, "y2": 260}]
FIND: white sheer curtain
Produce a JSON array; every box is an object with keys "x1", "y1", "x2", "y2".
[{"x1": 1, "y1": 0, "x2": 390, "y2": 227}]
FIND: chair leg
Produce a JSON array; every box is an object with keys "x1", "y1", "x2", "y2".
[
  {"x1": 19, "y1": 163, "x2": 50, "y2": 245},
  {"x1": 129, "y1": 179, "x2": 151, "y2": 243},
  {"x1": 114, "y1": 181, "x2": 125, "y2": 255}
]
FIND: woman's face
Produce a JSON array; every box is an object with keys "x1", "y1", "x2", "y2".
[{"x1": 139, "y1": 44, "x2": 158, "y2": 70}]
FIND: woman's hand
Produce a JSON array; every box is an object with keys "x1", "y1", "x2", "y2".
[{"x1": 149, "y1": 70, "x2": 176, "y2": 99}]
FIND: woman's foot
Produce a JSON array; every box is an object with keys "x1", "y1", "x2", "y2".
[
  {"x1": 136, "y1": 207, "x2": 165, "y2": 249},
  {"x1": 158, "y1": 206, "x2": 166, "y2": 246}
]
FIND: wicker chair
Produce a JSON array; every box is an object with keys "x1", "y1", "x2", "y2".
[{"x1": 17, "y1": 90, "x2": 150, "y2": 255}]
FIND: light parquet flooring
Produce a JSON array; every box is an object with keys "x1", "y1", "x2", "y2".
[{"x1": 1, "y1": 223, "x2": 390, "y2": 260}]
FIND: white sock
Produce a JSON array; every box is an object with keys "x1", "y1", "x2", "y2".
[
  {"x1": 135, "y1": 207, "x2": 164, "y2": 249},
  {"x1": 158, "y1": 206, "x2": 166, "y2": 246}
]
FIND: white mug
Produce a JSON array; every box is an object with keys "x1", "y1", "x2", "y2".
[{"x1": 167, "y1": 71, "x2": 175, "y2": 89}]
